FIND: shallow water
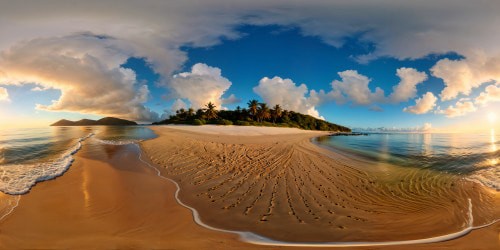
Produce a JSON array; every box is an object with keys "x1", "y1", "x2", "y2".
[
  {"x1": 0, "y1": 126, "x2": 156, "y2": 194},
  {"x1": 314, "y1": 131, "x2": 500, "y2": 191}
]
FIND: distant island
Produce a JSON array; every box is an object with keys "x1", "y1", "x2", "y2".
[
  {"x1": 51, "y1": 117, "x2": 137, "y2": 126},
  {"x1": 153, "y1": 100, "x2": 351, "y2": 132}
]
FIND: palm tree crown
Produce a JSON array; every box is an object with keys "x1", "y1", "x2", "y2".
[{"x1": 204, "y1": 102, "x2": 218, "y2": 120}]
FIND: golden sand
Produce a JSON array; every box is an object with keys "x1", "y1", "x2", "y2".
[
  {"x1": 142, "y1": 125, "x2": 500, "y2": 244},
  {"x1": 0, "y1": 125, "x2": 498, "y2": 249}
]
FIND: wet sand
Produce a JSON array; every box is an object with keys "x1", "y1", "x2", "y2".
[
  {"x1": 0, "y1": 125, "x2": 498, "y2": 249},
  {"x1": 142, "y1": 125, "x2": 500, "y2": 247},
  {"x1": 0, "y1": 143, "x2": 254, "y2": 249}
]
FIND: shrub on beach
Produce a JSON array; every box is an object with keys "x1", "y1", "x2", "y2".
[
  {"x1": 192, "y1": 119, "x2": 205, "y2": 125},
  {"x1": 217, "y1": 119, "x2": 233, "y2": 125},
  {"x1": 235, "y1": 120, "x2": 251, "y2": 126}
]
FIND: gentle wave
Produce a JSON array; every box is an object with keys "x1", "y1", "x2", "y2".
[
  {"x1": 136, "y1": 144, "x2": 500, "y2": 247},
  {"x1": 94, "y1": 139, "x2": 140, "y2": 145},
  {"x1": 0, "y1": 133, "x2": 93, "y2": 195},
  {"x1": 467, "y1": 167, "x2": 500, "y2": 191}
]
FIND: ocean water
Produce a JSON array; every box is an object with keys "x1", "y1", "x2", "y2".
[
  {"x1": 314, "y1": 130, "x2": 500, "y2": 191},
  {"x1": 0, "y1": 126, "x2": 156, "y2": 195}
]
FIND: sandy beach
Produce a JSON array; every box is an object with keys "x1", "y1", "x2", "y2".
[
  {"x1": 0, "y1": 125, "x2": 498, "y2": 249},
  {"x1": 142, "y1": 125, "x2": 500, "y2": 246}
]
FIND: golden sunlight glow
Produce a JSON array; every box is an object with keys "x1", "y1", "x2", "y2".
[
  {"x1": 492, "y1": 129, "x2": 497, "y2": 152},
  {"x1": 488, "y1": 112, "x2": 497, "y2": 123}
]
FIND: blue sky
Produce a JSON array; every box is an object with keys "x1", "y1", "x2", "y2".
[{"x1": 1, "y1": 1, "x2": 499, "y2": 131}]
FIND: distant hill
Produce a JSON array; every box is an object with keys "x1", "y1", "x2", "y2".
[{"x1": 51, "y1": 117, "x2": 137, "y2": 126}]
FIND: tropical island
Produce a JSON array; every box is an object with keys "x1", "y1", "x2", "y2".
[
  {"x1": 51, "y1": 117, "x2": 137, "y2": 126},
  {"x1": 153, "y1": 100, "x2": 351, "y2": 132}
]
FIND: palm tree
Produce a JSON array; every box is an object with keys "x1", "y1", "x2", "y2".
[
  {"x1": 187, "y1": 108, "x2": 195, "y2": 117},
  {"x1": 204, "y1": 102, "x2": 218, "y2": 120},
  {"x1": 271, "y1": 104, "x2": 282, "y2": 123},
  {"x1": 257, "y1": 103, "x2": 271, "y2": 122},
  {"x1": 247, "y1": 99, "x2": 259, "y2": 120}
]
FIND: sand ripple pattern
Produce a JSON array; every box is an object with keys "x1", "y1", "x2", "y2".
[{"x1": 143, "y1": 128, "x2": 500, "y2": 242}]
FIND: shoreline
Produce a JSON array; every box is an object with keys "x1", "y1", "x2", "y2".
[
  {"x1": 141, "y1": 125, "x2": 500, "y2": 247},
  {"x1": 0, "y1": 125, "x2": 498, "y2": 249}
]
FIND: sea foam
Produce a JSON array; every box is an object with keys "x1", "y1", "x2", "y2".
[
  {"x1": 94, "y1": 138, "x2": 140, "y2": 145},
  {"x1": 0, "y1": 133, "x2": 93, "y2": 195}
]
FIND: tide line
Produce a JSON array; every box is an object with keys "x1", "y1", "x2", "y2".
[
  {"x1": 136, "y1": 144, "x2": 500, "y2": 247},
  {"x1": 0, "y1": 195, "x2": 21, "y2": 222}
]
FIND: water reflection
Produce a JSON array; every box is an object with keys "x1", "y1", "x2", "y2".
[
  {"x1": 490, "y1": 129, "x2": 497, "y2": 152},
  {"x1": 422, "y1": 133, "x2": 432, "y2": 156},
  {"x1": 488, "y1": 129, "x2": 498, "y2": 167}
]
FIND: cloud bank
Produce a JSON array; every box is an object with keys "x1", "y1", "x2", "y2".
[{"x1": 1, "y1": 0, "x2": 499, "y2": 120}]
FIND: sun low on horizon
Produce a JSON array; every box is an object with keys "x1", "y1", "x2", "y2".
[{"x1": 0, "y1": 1, "x2": 500, "y2": 132}]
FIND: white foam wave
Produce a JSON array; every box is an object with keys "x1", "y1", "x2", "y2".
[
  {"x1": 136, "y1": 144, "x2": 500, "y2": 247},
  {"x1": 467, "y1": 166, "x2": 500, "y2": 191},
  {"x1": 95, "y1": 139, "x2": 140, "y2": 145},
  {"x1": 0, "y1": 133, "x2": 93, "y2": 195}
]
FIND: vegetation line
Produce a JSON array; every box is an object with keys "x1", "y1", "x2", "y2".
[{"x1": 153, "y1": 100, "x2": 351, "y2": 132}]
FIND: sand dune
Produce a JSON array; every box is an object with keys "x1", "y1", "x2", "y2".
[{"x1": 142, "y1": 125, "x2": 500, "y2": 243}]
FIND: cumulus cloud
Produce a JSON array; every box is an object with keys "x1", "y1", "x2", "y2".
[
  {"x1": 476, "y1": 84, "x2": 500, "y2": 105},
  {"x1": 330, "y1": 70, "x2": 385, "y2": 105},
  {"x1": 1, "y1": 1, "x2": 500, "y2": 120},
  {"x1": 432, "y1": 51, "x2": 500, "y2": 101},
  {"x1": 221, "y1": 94, "x2": 241, "y2": 105},
  {"x1": 437, "y1": 100, "x2": 477, "y2": 117},
  {"x1": 170, "y1": 63, "x2": 231, "y2": 109},
  {"x1": 403, "y1": 92, "x2": 437, "y2": 114},
  {"x1": 253, "y1": 77, "x2": 322, "y2": 119},
  {"x1": 0, "y1": 35, "x2": 158, "y2": 122},
  {"x1": 389, "y1": 68, "x2": 428, "y2": 103},
  {"x1": 0, "y1": 87, "x2": 10, "y2": 102},
  {"x1": 422, "y1": 123, "x2": 432, "y2": 131}
]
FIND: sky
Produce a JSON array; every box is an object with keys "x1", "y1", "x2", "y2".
[{"x1": 0, "y1": 0, "x2": 500, "y2": 131}]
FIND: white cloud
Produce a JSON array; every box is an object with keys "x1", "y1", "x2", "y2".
[
  {"x1": 253, "y1": 76, "x2": 322, "y2": 119},
  {"x1": 437, "y1": 100, "x2": 477, "y2": 117},
  {"x1": 1, "y1": 1, "x2": 500, "y2": 120},
  {"x1": 432, "y1": 51, "x2": 500, "y2": 101},
  {"x1": 171, "y1": 99, "x2": 188, "y2": 112},
  {"x1": 170, "y1": 63, "x2": 231, "y2": 109},
  {"x1": 403, "y1": 92, "x2": 437, "y2": 114},
  {"x1": 221, "y1": 94, "x2": 241, "y2": 105},
  {"x1": 476, "y1": 84, "x2": 500, "y2": 105},
  {"x1": 330, "y1": 70, "x2": 385, "y2": 105},
  {"x1": 422, "y1": 123, "x2": 432, "y2": 131},
  {"x1": 0, "y1": 87, "x2": 10, "y2": 102},
  {"x1": 0, "y1": 35, "x2": 158, "y2": 121},
  {"x1": 389, "y1": 68, "x2": 428, "y2": 103}
]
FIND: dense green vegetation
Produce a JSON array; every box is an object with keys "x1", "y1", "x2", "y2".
[{"x1": 153, "y1": 100, "x2": 351, "y2": 132}]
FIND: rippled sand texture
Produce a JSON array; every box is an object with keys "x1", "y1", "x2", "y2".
[{"x1": 142, "y1": 126, "x2": 500, "y2": 242}]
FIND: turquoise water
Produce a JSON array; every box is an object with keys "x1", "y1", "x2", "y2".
[
  {"x1": 0, "y1": 126, "x2": 156, "y2": 194},
  {"x1": 314, "y1": 131, "x2": 500, "y2": 191}
]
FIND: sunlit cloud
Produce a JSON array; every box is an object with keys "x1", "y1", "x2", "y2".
[
  {"x1": 254, "y1": 76, "x2": 323, "y2": 119},
  {"x1": 437, "y1": 100, "x2": 477, "y2": 118},
  {"x1": 389, "y1": 68, "x2": 428, "y2": 103},
  {"x1": 0, "y1": 34, "x2": 158, "y2": 122},
  {"x1": 476, "y1": 84, "x2": 500, "y2": 105},
  {"x1": 432, "y1": 51, "x2": 500, "y2": 101},
  {"x1": 170, "y1": 63, "x2": 231, "y2": 109},
  {"x1": 0, "y1": 87, "x2": 10, "y2": 102},
  {"x1": 403, "y1": 92, "x2": 437, "y2": 114}
]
